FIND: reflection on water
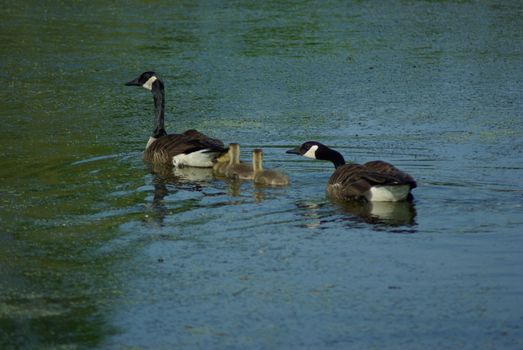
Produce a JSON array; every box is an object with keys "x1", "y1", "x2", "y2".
[
  {"x1": 335, "y1": 199, "x2": 417, "y2": 227},
  {"x1": 147, "y1": 164, "x2": 214, "y2": 226},
  {"x1": 150, "y1": 163, "x2": 215, "y2": 184},
  {"x1": 295, "y1": 198, "x2": 417, "y2": 231},
  {"x1": 146, "y1": 164, "x2": 286, "y2": 225},
  {"x1": 2, "y1": 0, "x2": 522, "y2": 348}
]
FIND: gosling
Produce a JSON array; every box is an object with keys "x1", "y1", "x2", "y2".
[
  {"x1": 252, "y1": 149, "x2": 289, "y2": 186},
  {"x1": 213, "y1": 144, "x2": 232, "y2": 176},
  {"x1": 224, "y1": 143, "x2": 254, "y2": 180}
]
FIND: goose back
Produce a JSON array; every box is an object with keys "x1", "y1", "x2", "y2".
[
  {"x1": 253, "y1": 169, "x2": 289, "y2": 186},
  {"x1": 327, "y1": 161, "x2": 416, "y2": 200},
  {"x1": 226, "y1": 163, "x2": 254, "y2": 180}
]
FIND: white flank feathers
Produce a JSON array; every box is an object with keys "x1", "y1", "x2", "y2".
[
  {"x1": 172, "y1": 149, "x2": 217, "y2": 168},
  {"x1": 365, "y1": 185, "x2": 410, "y2": 202}
]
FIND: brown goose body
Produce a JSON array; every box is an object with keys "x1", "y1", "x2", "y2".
[
  {"x1": 287, "y1": 141, "x2": 416, "y2": 202},
  {"x1": 327, "y1": 161, "x2": 416, "y2": 201},
  {"x1": 125, "y1": 71, "x2": 226, "y2": 167},
  {"x1": 144, "y1": 130, "x2": 225, "y2": 165}
]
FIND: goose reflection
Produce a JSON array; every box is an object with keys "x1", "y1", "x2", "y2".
[
  {"x1": 146, "y1": 164, "x2": 215, "y2": 225},
  {"x1": 333, "y1": 199, "x2": 417, "y2": 227},
  {"x1": 295, "y1": 199, "x2": 417, "y2": 230},
  {"x1": 150, "y1": 163, "x2": 215, "y2": 184},
  {"x1": 146, "y1": 164, "x2": 273, "y2": 225},
  {"x1": 224, "y1": 178, "x2": 274, "y2": 202},
  {"x1": 225, "y1": 178, "x2": 243, "y2": 197}
]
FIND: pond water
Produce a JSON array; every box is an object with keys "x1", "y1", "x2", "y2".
[{"x1": 1, "y1": 1, "x2": 522, "y2": 349}]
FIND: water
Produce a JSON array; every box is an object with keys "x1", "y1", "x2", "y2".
[{"x1": 1, "y1": 1, "x2": 522, "y2": 349}]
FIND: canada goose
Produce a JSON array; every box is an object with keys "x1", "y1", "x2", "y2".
[
  {"x1": 286, "y1": 141, "x2": 416, "y2": 201},
  {"x1": 125, "y1": 71, "x2": 226, "y2": 167},
  {"x1": 224, "y1": 143, "x2": 254, "y2": 180},
  {"x1": 252, "y1": 149, "x2": 289, "y2": 186}
]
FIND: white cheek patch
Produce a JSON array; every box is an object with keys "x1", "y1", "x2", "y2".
[
  {"x1": 303, "y1": 145, "x2": 319, "y2": 159},
  {"x1": 142, "y1": 76, "x2": 157, "y2": 90}
]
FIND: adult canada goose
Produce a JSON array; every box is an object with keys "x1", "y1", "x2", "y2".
[
  {"x1": 286, "y1": 141, "x2": 416, "y2": 201},
  {"x1": 224, "y1": 143, "x2": 254, "y2": 180},
  {"x1": 252, "y1": 149, "x2": 289, "y2": 186},
  {"x1": 125, "y1": 71, "x2": 226, "y2": 167}
]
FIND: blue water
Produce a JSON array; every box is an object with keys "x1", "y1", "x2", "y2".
[{"x1": 1, "y1": 1, "x2": 522, "y2": 349}]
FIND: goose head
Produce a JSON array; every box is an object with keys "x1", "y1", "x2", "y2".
[
  {"x1": 286, "y1": 141, "x2": 345, "y2": 168},
  {"x1": 228, "y1": 143, "x2": 241, "y2": 164},
  {"x1": 286, "y1": 141, "x2": 325, "y2": 159},
  {"x1": 125, "y1": 71, "x2": 162, "y2": 91}
]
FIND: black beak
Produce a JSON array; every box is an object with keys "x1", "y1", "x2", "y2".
[
  {"x1": 286, "y1": 147, "x2": 301, "y2": 155},
  {"x1": 125, "y1": 77, "x2": 141, "y2": 86}
]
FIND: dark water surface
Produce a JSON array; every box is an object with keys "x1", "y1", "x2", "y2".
[{"x1": 1, "y1": 1, "x2": 523, "y2": 349}]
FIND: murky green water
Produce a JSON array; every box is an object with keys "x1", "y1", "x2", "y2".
[{"x1": 1, "y1": 1, "x2": 522, "y2": 349}]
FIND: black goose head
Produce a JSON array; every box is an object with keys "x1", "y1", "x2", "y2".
[
  {"x1": 125, "y1": 71, "x2": 162, "y2": 91},
  {"x1": 286, "y1": 141, "x2": 325, "y2": 159},
  {"x1": 286, "y1": 141, "x2": 345, "y2": 168}
]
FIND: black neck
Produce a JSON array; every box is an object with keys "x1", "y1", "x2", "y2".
[
  {"x1": 331, "y1": 151, "x2": 346, "y2": 168},
  {"x1": 320, "y1": 147, "x2": 346, "y2": 168},
  {"x1": 151, "y1": 80, "x2": 167, "y2": 138}
]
